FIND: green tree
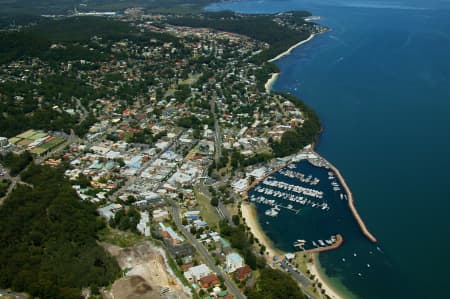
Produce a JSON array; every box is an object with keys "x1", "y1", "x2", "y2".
[
  {"x1": 0, "y1": 165, "x2": 120, "y2": 298},
  {"x1": 232, "y1": 214, "x2": 240, "y2": 226},
  {"x1": 211, "y1": 197, "x2": 219, "y2": 207}
]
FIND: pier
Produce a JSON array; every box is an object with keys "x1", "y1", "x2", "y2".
[{"x1": 299, "y1": 234, "x2": 344, "y2": 254}]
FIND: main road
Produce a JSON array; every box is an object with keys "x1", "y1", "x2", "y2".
[{"x1": 165, "y1": 198, "x2": 245, "y2": 299}]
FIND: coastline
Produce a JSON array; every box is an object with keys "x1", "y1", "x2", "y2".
[
  {"x1": 259, "y1": 31, "x2": 362, "y2": 299},
  {"x1": 241, "y1": 201, "x2": 283, "y2": 260},
  {"x1": 265, "y1": 34, "x2": 315, "y2": 94},
  {"x1": 264, "y1": 72, "x2": 279, "y2": 93},
  {"x1": 268, "y1": 34, "x2": 316, "y2": 63},
  {"x1": 308, "y1": 254, "x2": 346, "y2": 299}
]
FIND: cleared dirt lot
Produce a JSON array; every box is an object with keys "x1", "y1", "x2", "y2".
[{"x1": 102, "y1": 242, "x2": 191, "y2": 299}]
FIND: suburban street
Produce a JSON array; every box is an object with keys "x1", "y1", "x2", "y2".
[
  {"x1": 210, "y1": 97, "x2": 222, "y2": 163},
  {"x1": 166, "y1": 198, "x2": 246, "y2": 299}
]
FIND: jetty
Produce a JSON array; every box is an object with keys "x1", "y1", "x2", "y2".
[
  {"x1": 300, "y1": 234, "x2": 344, "y2": 254},
  {"x1": 322, "y1": 156, "x2": 378, "y2": 243}
]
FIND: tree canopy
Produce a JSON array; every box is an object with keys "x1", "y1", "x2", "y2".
[
  {"x1": 0, "y1": 165, "x2": 120, "y2": 298},
  {"x1": 246, "y1": 268, "x2": 307, "y2": 299}
]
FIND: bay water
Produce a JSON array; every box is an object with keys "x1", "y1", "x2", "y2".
[{"x1": 207, "y1": 1, "x2": 450, "y2": 298}]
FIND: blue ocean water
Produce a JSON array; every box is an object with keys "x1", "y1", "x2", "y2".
[{"x1": 207, "y1": 1, "x2": 450, "y2": 298}]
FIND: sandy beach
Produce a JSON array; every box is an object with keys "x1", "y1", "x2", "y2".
[
  {"x1": 268, "y1": 34, "x2": 316, "y2": 62},
  {"x1": 265, "y1": 34, "x2": 316, "y2": 94},
  {"x1": 241, "y1": 202, "x2": 283, "y2": 260},
  {"x1": 264, "y1": 72, "x2": 280, "y2": 93},
  {"x1": 308, "y1": 253, "x2": 344, "y2": 299},
  {"x1": 242, "y1": 200, "x2": 345, "y2": 299},
  {"x1": 250, "y1": 31, "x2": 345, "y2": 299}
]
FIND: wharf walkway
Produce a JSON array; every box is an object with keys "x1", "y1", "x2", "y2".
[{"x1": 300, "y1": 234, "x2": 344, "y2": 254}]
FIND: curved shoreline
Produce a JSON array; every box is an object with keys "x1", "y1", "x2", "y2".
[
  {"x1": 241, "y1": 31, "x2": 376, "y2": 299},
  {"x1": 263, "y1": 31, "x2": 377, "y2": 244},
  {"x1": 264, "y1": 72, "x2": 279, "y2": 93},
  {"x1": 308, "y1": 254, "x2": 348, "y2": 299},
  {"x1": 268, "y1": 34, "x2": 316, "y2": 62},
  {"x1": 241, "y1": 202, "x2": 283, "y2": 260}
]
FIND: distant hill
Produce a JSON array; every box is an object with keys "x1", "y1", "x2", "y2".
[
  {"x1": 0, "y1": 16, "x2": 179, "y2": 64},
  {"x1": 0, "y1": 0, "x2": 215, "y2": 17}
]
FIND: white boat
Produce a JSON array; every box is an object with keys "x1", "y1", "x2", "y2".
[
  {"x1": 318, "y1": 240, "x2": 325, "y2": 246},
  {"x1": 265, "y1": 208, "x2": 279, "y2": 217},
  {"x1": 312, "y1": 241, "x2": 318, "y2": 247}
]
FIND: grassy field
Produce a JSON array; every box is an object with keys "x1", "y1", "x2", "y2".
[
  {"x1": 98, "y1": 226, "x2": 144, "y2": 248},
  {"x1": 179, "y1": 73, "x2": 201, "y2": 86},
  {"x1": 194, "y1": 188, "x2": 220, "y2": 230},
  {"x1": 294, "y1": 253, "x2": 324, "y2": 298},
  {"x1": 294, "y1": 252, "x2": 311, "y2": 274}
]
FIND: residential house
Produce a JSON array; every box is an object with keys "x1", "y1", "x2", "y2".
[
  {"x1": 183, "y1": 264, "x2": 211, "y2": 282},
  {"x1": 225, "y1": 253, "x2": 244, "y2": 273},
  {"x1": 199, "y1": 274, "x2": 220, "y2": 289},
  {"x1": 234, "y1": 266, "x2": 252, "y2": 281}
]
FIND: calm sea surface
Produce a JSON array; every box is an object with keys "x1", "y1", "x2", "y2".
[{"x1": 207, "y1": 1, "x2": 450, "y2": 298}]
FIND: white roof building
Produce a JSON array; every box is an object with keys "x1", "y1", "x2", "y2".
[
  {"x1": 183, "y1": 264, "x2": 212, "y2": 281},
  {"x1": 137, "y1": 211, "x2": 150, "y2": 237},
  {"x1": 226, "y1": 253, "x2": 245, "y2": 273},
  {"x1": 97, "y1": 203, "x2": 122, "y2": 220},
  {"x1": 231, "y1": 178, "x2": 248, "y2": 193},
  {"x1": 247, "y1": 167, "x2": 268, "y2": 180}
]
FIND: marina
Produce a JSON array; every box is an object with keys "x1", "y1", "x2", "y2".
[{"x1": 245, "y1": 150, "x2": 376, "y2": 253}]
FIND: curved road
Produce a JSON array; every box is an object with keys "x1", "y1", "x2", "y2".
[{"x1": 166, "y1": 198, "x2": 245, "y2": 299}]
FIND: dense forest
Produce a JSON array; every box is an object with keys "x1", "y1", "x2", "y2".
[
  {"x1": 0, "y1": 165, "x2": 120, "y2": 298},
  {"x1": 0, "y1": 151, "x2": 33, "y2": 176},
  {"x1": 0, "y1": 16, "x2": 180, "y2": 65},
  {"x1": 0, "y1": 0, "x2": 215, "y2": 16},
  {"x1": 246, "y1": 268, "x2": 307, "y2": 299}
]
